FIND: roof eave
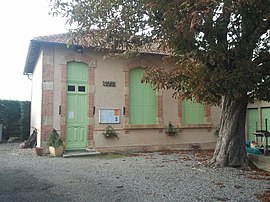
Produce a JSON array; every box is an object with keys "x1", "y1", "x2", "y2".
[
  {"x1": 23, "y1": 36, "x2": 170, "y2": 75},
  {"x1": 23, "y1": 40, "x2": 40, "y2": 75},
  {"x1": 23, "y1": 40, "x2": 69, "y2": 75}
]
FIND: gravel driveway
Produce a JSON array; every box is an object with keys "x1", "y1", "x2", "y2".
[{"x1": 0, "y1": 143, "x2": 269, "y2": 202}]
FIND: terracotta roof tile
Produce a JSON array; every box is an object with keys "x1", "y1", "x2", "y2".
[
  {"x1": 32, "y1": 33, "x2": 170, "y2": 55},
  {"x1": 33, "y1": 33, "x2": 69, "y2": 44},
  {"x1": 24, "y1": 33, "x2": 170, "y2": 74}
]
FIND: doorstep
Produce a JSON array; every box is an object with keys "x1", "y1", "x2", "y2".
[{"x1": 63, "y1": 148, "x2": 101, "y2": 158}]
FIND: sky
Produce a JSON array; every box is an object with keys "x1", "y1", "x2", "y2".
[{"x1": 0, "y1": 0, "x2": 70, "y2": 101}]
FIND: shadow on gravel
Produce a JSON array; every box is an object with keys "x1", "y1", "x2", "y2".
[{"x1": 0, "y1": 169, "x2": 70, "y2": 202}]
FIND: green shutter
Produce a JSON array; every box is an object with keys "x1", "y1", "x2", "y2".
[
  {"x1": 129, "y1": 68, "x2": 156, "y2": 124},
  {"x1": 247, "y1": 108, "x2": 258, "y2": 142},
  {"x1": 182, "y1": 99, "x2": 204, "y2": 124},
  {"x1": 259, "y1": 108, "x2": 270, "y2": 146},
  {"x1": 261, "y1": 108, "x2": 270, "y2": 131}
]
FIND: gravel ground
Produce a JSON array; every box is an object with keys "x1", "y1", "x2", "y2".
[{"x1": 0, "y1": 143, "x2": 269, "y2": 202}]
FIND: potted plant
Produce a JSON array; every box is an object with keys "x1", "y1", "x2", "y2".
[
  {"x1": 165, "y1": 122, "x2": 178, "y2": 136},
  {"x1": 102, "y1": 125, "x2": 119, "y2": 138},
  {"x1": 47, "y1": 129, "x2": 64, "y2": 156}
]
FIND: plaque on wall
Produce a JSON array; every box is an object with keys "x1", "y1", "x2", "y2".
[{"x1": 99, "y1": 109, "x2": 121, "y2": 124}]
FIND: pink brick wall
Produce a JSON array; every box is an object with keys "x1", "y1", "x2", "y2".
[{"x1": 41, "y1": 47, "x2": 54, "y2": 141}]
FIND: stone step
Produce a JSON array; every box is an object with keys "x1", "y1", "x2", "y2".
[{"x1": 63, "y1": 149, "x2": 101, "y2": 158}]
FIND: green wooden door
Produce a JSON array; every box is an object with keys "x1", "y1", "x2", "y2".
[
  {"x1": 261, "y1": 108, "x2": 270, "y2": 131},
  {"x1": 66, "y1": 62, "x2": 88, "y2": 149},
  {"x1": 247, "y1": 108, "x2": 258, "y2": 142},
  {"x1": 129, "y1": 68, "x2": 156, "y2": 124},
  {"x1": 182, "y1": 100, "x2": 204, "y2": 124}
]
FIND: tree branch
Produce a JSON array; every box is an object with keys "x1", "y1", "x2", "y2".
[
  {"x1": 250, "y1": 17, "x2": 270, "y2": 44},
  {"x1": 253, "y1": 52, "x2": 270, "y2": 66}
]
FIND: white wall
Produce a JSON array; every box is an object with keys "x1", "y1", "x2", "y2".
[{"x1": 30, "y1": 51, "x2": 43, "y2": 147}]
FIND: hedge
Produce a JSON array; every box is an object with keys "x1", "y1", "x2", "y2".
[{"x1": 0, "y1": 100, "x2": 31, "y2": 141}]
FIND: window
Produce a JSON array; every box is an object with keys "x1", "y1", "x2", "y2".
[
  {"x1": 78, "y1": 86, "x2": 86, "y2": 92},
  {"x1": 129, "y1": 68, "x2": 156, "y2": 124},
  {"x1": 182, "y1": 99, "x2": 205, "y2": 124},
  {"x1": 68, "y1": 85, "x2": 75, "y2": 92}
]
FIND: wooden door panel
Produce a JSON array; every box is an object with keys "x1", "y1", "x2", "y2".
[{"x1": 66, "y1": 62, "x2": 88, "y2": 149}]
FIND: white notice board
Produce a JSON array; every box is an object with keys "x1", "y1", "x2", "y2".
[{"x1": 99, "y1": 109, "x2": 121, "y2": 124}]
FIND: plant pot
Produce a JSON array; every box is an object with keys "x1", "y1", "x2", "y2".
[
  {"x1": 34, "y1": 147, "x2": 43, "y2": 156},
  {"x1": 49, "y1": 146, "x2": 64, "y2": 157}
]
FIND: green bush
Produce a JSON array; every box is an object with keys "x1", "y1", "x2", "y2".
[
  {"x1": 20, "y1": 101, "x2": 31, "y2": 140},
  {"x1": 0, "y1": 100, "x2": 31, "y2": 141}
]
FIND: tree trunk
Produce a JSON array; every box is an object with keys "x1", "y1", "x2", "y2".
[{"x1": 209, "y1": 94, "x2": 249, "y2": 168}]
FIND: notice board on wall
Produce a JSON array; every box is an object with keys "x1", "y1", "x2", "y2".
[{"x1": 99, "y1": 109, "x2": 121, "y2": 124}]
